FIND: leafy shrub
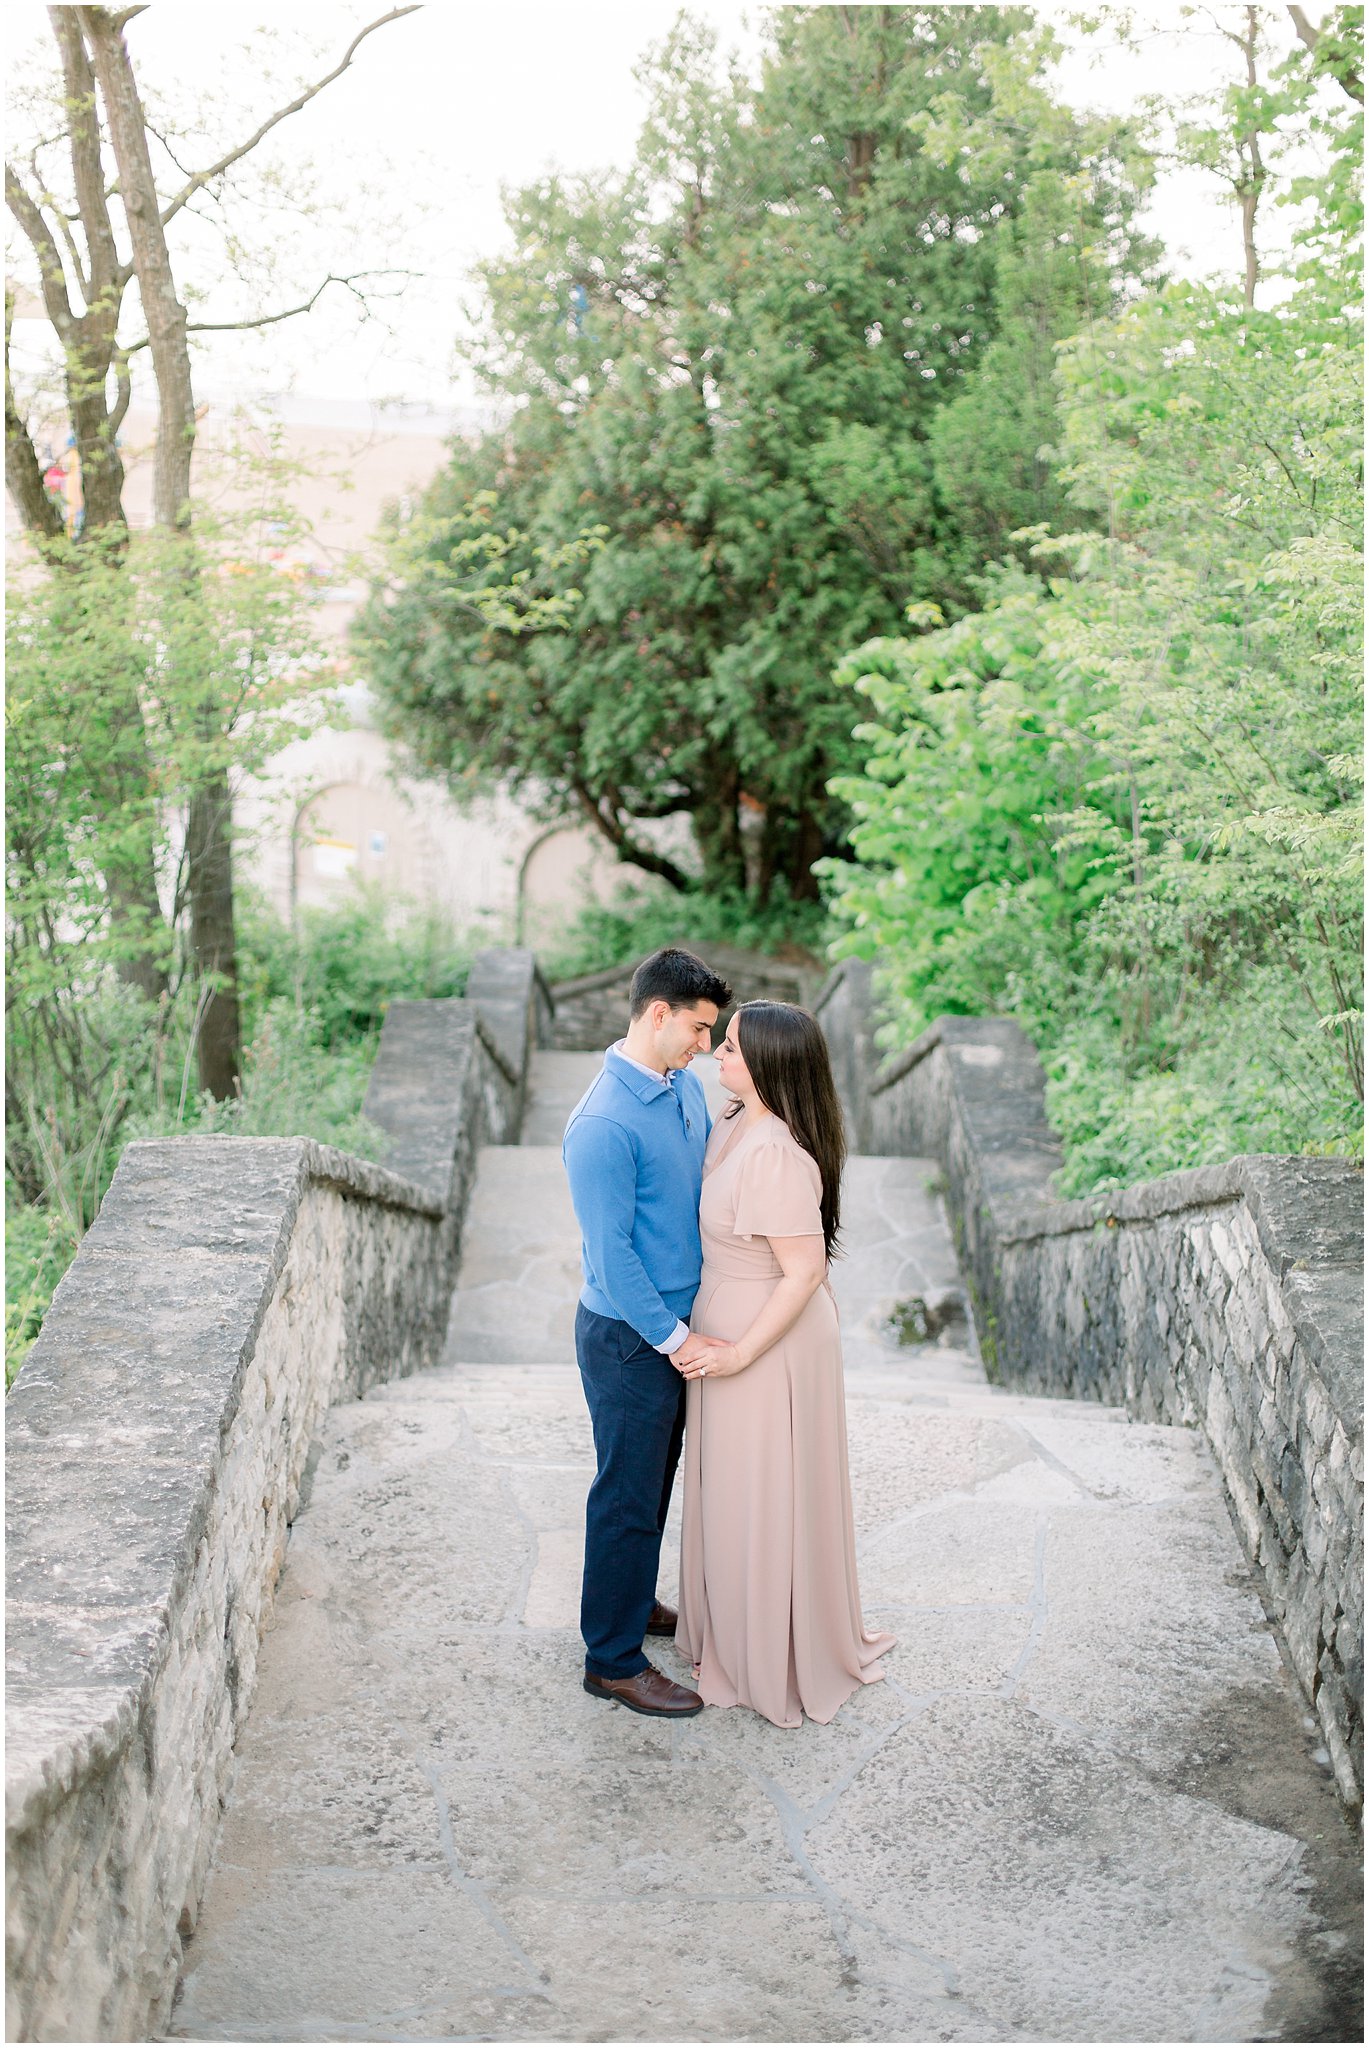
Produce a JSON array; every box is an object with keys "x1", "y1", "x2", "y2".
[
  {"x1": 538, "y1": 878, "x2": 829, "y2": 984},
  {"x1": 236, "y1": 884, "x2": 470, "y2": 1049},
  {"x1": 5, "y1": 1191, "x2": 80, "y2": 1390},
  {"x1": 822, "y1": 276, "x2": 1363, "y2": 1194},
  {"x1": 5, "y1": 884, "x2": 473, "y2": 1384}
]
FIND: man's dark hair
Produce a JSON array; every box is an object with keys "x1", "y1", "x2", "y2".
[{"x1": 629, "y1": 947, "x2": 732, "y2": 1018}]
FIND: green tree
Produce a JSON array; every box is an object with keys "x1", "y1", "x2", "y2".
[
  {"x1": 358, "y1": 6, "x2": 1154, "y2": 906},
  {"x1": 6, "y1": 3, "x2": 417, "y2": 1088},
  {"x1": 822, "y1": 7, "x2": 1363, "y2": 1190},
  {"x1": 5, "y1": 503, "x2": 323, "y2": 1213}
]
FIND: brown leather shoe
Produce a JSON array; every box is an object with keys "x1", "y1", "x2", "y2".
[
  {"x1": 583, "y1": 1664, "x2": 703, "y2": 1717},
  {"x1": 645, "y1": 1599, "x2": 678, "y2": 1636}
]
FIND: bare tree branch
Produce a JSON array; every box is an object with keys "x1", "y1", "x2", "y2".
[
  {"x1": 156, "y1": 7, "x2": 421, "y2": 230},
  {"x1": 5, "y1": 288, "x2": 65, "y2": 540},
  {"x1": 48, "y1": 195, "x2": 92, "y2": 303},
  {"x1": 120, "y1": 268, "x2": 418, "y2": 351},
  {"x1": 50, "y1": 7, "x2": 130, "y2": 296},
  {"x1": 1238, "y1": 4, "x2": 1266, "y2": 308},
  {"x1": 32, "y1": 144, "x2": 91, "y2": 303},
  {"x1": 6, "y1": 163, "x2": 76, "y2": 335},
  {"x1": 109, "y1": 344, "x2": 131, "y2": 434},
  {"x1": 1288, "y1": 3, "x2": 1365, "y2": 98},
  {"x1": 1288, "y1": 5, "x2": 1323, "y2": 55},
  {"x1": 142, "y1": 115, "x2": 198, "y2": 184}
]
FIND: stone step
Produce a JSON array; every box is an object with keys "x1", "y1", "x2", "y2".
[
  {"x1": 521, "y1": 1047, "x2": 729, "y2": 1142},
  {"x1": 173, "y1": 1317, "x2": 1358, "y2": 2046},
  {"x1": 519, "y1": 1051, "x2": 603, "y2": 1145},
  {"x1": 442, "y1": 1147, "x2": 583, "y2": 1366},
  {"x1": 173, "y1": 1085, "x2": 1359, "y2": 2046},
  {"x1": 443, "y1": 1147, "x2": 995, "y2": 1386}
]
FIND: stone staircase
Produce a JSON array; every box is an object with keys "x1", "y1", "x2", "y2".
[{"x1": 169, "y1": 1051, "x2": 1360, "y2": 2043}]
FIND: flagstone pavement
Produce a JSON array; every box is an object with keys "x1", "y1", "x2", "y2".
[{"x1": 169, "y1": 1054, "x2": 1361, "y2": 2043}]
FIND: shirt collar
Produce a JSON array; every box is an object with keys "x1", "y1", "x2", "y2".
[{"x1": 605, "y1": 1040, "x2": 675, "y2": 1101}]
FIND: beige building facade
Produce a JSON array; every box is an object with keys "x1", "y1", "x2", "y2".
[{"x1": 10, "y1": 380, "x2": 683, "y2": 949}]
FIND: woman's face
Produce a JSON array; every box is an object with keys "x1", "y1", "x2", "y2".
[{"x1": 716, "y1": 1016, "x2": 754, "y2": 1099}]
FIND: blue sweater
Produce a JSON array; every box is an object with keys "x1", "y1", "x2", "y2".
[{"x1": 562, "y1": 1047, "x2": 711, "y2": 1346}]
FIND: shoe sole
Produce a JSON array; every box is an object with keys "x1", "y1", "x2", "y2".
[{"x1": 582, "y1": 1677, "x2": 703, "y2": 1718}]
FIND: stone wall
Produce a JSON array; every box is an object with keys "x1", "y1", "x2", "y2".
[
  {"x1": 816, "y1": 963, "x2": 1364, "y2": 1817},
  {"x1": 4, "y1": 951, "x2": 546, "y2": 2042},
  {"x1": 550, "y1": 940, "x2": 822, "y2": 1052},
  {"x1": 812, "y1": 957, "x2": 878, "y2": 1154}
]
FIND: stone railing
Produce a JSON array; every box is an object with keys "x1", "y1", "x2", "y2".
[
  {"x1": 816, "y1": 962, "x2": 1364, "y2": 1818},
  {"x1": 812, "y1": 957, "x2": 878, "y2": 1154},
  {"x1": 4, "y1": 949, "x2": 550, "y2": 2043}
]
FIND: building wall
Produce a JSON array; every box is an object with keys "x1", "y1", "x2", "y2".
[{"x1": 10, "y1": 391, "x2": 686, "y2": 941}]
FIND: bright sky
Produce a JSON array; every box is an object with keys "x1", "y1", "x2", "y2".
[{"x1": 6, "y1": 2, "x2": 1330, "y2": 426}]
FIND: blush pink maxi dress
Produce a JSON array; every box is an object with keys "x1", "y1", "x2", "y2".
[{"x1": 674, "y1": 1108, "x2": 895, "y2": 1728}]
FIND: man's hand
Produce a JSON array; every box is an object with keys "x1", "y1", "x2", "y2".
[
  {"x1": 670, "y1": 1331, "x2": 724, "y2": 1372},
  {"x1": 679, "y1": 1338, "x2": 745, "y2": 1381}
]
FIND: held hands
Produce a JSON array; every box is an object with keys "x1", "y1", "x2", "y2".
[{"x1": 671, "y1": 1332, "x2": 746, "y2": 1381}]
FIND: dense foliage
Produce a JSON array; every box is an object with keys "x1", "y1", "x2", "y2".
[
  {"x1": 537, "y1": 876, "x2": 831, "y2": 985},
  {"x1": 6, "y1": 518, "x2": 321, "y2": 1213},
  {"x1": 821, "y1": 10, "x2": 1363, "y2": 1194},
  {"x1": 4, "y1": 886, "x2": 471, "y2": 1387},
  {"x1": 357, "y1": 8, "x2": 1157, "y2": 905}
]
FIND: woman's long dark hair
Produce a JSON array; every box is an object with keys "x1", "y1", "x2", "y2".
[{"x1": 725, "y1": 1000, "x2": 846, "y2": 1260}]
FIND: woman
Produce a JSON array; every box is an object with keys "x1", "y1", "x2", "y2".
[{"x1": 673, "y1": 999, "x2": 895, "y2": 1728}]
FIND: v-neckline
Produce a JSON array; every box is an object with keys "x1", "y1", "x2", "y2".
[{"x1": 706, "y1": 1107, "x2": 775, "y2": 1176}]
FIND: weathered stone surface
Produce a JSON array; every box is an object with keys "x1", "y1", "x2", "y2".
[
  {"x1": 443, "y1": 1144, "x2": 585, "y2": 1366},
  {"x1": 519, "y1": 1049, "x2": 603, "y2": 1144},
  {"x1": 172, "y1": 1110, "x2": 1361, "y2": 2044},
  {"x1": 468, "y1": 947, "x2": 553, "y2": 1104},
  {"x1": 805, "y1": 1698, "x2": 1320, "y2": 2045},
  {"x1": 819, "y1": 961, "x2": 1364, "y2": 1819},
  {"x1": 362, "y1": 994, "x2": 518, "y2": 1208},
  {"x1": 814, "y1": 954, "x2": 878, "y2": 1153},
  {"x1": 5, "y1": 952, "x2": 547, "y2": 2044}
]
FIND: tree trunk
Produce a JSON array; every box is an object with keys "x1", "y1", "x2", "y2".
[
  {"x1": 80, "y1": 8, "x2": 196, "y2": 531},
  {"x1": 8, "y1": 313, "x2": 169, "y2": 1003},
  {"x1": 185, "y1": 769, "x2": 242, "y2": 1102},
  {"x1": 6, "y1": 17, "x2": 169, "y2": 1002},
  {"x1": 758, "y1": 804, "x2": 824, "y2": 903},
  {"x1": 52, "y1": 8, "x2": 131, "y2": 532},
  {"x1": 82, "y1": 5, "x2": 239, "y2": 1095},
  {"x1": 1238, "y1": 5, "x2": 1267, "y2": 308},
  {"x1": 691, "y1": 773, "x2": 748, "y2": 895},
  {"x1": 4, "y1": 374, "x2": 64, "y2": 540}
]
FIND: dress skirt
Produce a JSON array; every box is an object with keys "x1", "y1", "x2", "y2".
[{"x1": 673, "y1": 1111, "x2": 895, "y2": 1728}]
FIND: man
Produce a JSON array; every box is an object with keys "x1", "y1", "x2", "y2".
[{"x1": 562, "y1": 946, "x2": 733, "y2": 1717}]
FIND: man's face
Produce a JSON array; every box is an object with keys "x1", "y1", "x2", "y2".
[{"x1": 652, "y1": 999, "x2": 718, "y2": 1070}]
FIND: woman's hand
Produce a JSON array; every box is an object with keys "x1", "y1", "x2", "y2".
[{"x1": 681, "y1": 1338, "x2": 745, "y2": 1381}]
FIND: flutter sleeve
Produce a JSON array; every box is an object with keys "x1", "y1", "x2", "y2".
[{"x1": 731, "y1": 1132, "x2": 825, "y2": 1241}]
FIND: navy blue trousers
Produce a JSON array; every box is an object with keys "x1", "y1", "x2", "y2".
[{"x1": 575, "y1": 1301, "x2": 686, "y2": 1680}]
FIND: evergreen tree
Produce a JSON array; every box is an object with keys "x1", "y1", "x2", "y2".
[{"x1": 359, "y1": 7, "x2": 1155, "y2": 902}]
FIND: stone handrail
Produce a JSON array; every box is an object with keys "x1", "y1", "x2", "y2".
[
  {"x1": 815, "y1": 961, "x2": 1364, "y2": 1818},
  {"x1": 4, "y1": 949, "x2": 548, "y2": 2042}
]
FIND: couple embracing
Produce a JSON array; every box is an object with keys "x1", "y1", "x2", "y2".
[{"x1": 562, "y1": 946, "x2": 894, "y2": 1729}]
